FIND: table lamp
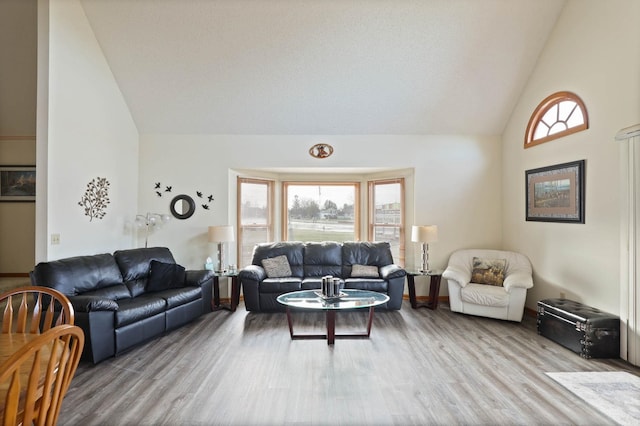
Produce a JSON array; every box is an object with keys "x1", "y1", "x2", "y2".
[
  {"x1": 208, "y1": 225, "x2": 235, "y2": 273},
  {"x1": 411, "y1": 225, "x2": 438, "y2": 273}
]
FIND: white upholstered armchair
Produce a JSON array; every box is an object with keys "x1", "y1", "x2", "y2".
[{"x1": 442, "y1": 249, "x2": 533, "y2": 322}]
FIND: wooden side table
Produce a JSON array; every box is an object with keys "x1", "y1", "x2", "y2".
[
  {"x1": 406, "y1": 270, "x2": 442, "y2": 310},
  {"x1": 212, "y1": 273, "x2": 240, "y2": 312}
]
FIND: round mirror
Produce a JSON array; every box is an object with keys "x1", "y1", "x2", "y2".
[{"x1": 170, "y1": 194, "x2": 196, "y2": 220}]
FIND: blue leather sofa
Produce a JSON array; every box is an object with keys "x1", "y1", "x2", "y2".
[{"x1": 238, "y1": 241, "x2": 406, "y2": 312}]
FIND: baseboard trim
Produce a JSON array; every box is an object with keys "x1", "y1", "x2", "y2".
[{"x1": 402, "y1": 294, "x2": 448, "y2": 303}]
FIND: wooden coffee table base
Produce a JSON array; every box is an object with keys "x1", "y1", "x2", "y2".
[{"x1": 285, "y1": 306, "x2": 376, "y2": 345}]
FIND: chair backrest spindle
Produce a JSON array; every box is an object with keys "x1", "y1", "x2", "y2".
[
  {"x1": 0, "y1": 325, "x2": 85, "y2": 425},
  {"x1": 0, "y1": 286, "x2": 74, "y2": 334},
  {"x1": 2, "y1": 295, "x2": 14, "y2": 333}
]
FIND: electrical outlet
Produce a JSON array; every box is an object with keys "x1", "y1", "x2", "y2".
[{"x1": 51, "y1": 234, "x2": 60, "y2": 245}]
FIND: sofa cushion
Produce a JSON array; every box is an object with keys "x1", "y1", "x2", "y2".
[
  {"x1": 342, "y1": 242, "x2": 394, "y2": 276},
  {"x1": 351, "y1": 264, "x2": 379, "y2": 278},
  {"x1": 126, "y1": 278, "x2": 149, "y2": 298},
  {"x1": 461, "y1": 283, "x2": 509, "y2": 307},
  {"x1": 344, "y1": 278, "x2": 388, "y2": 292},
  {"x1": 31, "y1": 253, "x2": 123, "y2": 296},
  {"x1": 114, "y1": 247, "x2": 176, "y2": 282},
  {"x1": 471, "y1": 257, "x2": 506, "y2": 286},
  {"x1": 262, "y1": 255, "x2": 292, "y2": 278},
  {"x1": 147, "y1": 260, "x2": 186, "y2": 292},
  {"x1": 301, "y1": 277, "x2": 343, "y2": 290},
  {"x1": 260, "y1": 278, "x2": 301, "y2": 293},
  {"x1": 153, "y1": 286, "x2": 202, "y2": 309},
  {"x1": 115, "y1": 295, "x2": 167, "y2": 327},
  {"x1": 303, "y1": 242, "x2": 343, "y2": 277},
  {"x1": 82, "y1": 284, "x2": 132, "y2": 301},
  {"x1": 252, "y1": 242, "x2": 305, "y2": 278}
]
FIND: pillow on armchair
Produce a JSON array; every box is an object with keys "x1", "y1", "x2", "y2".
[{"x1": 471, "y1": 257, "x2": 506, "y2": 286}]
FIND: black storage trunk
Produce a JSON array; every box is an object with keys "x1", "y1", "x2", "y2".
[{"x1": 537, "y1": 298, "x2": 620, "y2": 359}]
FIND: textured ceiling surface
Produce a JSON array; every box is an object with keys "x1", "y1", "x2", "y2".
[{"x1": 80, "y1": 0, "x2": 566, "y2": 135}]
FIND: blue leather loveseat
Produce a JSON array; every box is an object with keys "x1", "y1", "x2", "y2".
[{"x1": 30, "y1": 247, "x2": 213, "y2": 363}]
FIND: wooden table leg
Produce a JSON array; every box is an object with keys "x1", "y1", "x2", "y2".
[
  {"x1": 285, "y1": 307, "x2": 375, "y2": 344},
  {"x1": 212, "y1": 275, "x2": 221, "y2": 310},
  {"x1": 408, "y1": 273, "x2": 442, "y2": 310},
  {"x1": 326, "y1": 310, "x2": 336, "y2": 345},
  {"x1": 212, "y1": 275, "x2": 238, "y2": 312},
  {"x1": 286, "y1": 308, "x2": 327, "y2": 341},
  {"x1": 286, "y1": 307, "x2": 294, "y2": 338},
  {"x1": 427, "y1": 274, "x2": 442, "y2": 310},
  {"x1": 229, "y1": 276, "x2": 239, "y2": 312},
  {"x1": 407, "y1": 275, "x2": 418, "y2": 308},
  {"x1": 365, "y1": 306, "x2": 375, "y2": 337}
]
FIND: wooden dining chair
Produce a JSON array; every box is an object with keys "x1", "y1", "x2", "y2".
[
  {"x1": 0, "y1": 324, "x2": 85, "y2": 426},
  {"x1": 0, "y1": 286, "x2": 74, "y2": 334}
]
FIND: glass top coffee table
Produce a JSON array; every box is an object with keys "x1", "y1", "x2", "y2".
[{"x1": 276, "y1": 289, "x2": 390, "y2": 345}]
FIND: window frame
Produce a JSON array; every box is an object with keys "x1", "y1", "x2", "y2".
[
  {"x1": 281, "y1": 181, "x2": 361, "y2": 242},
  {"x1": 367, "y1": 178, "x2": 405, "y2": 266},
  {"x1": 237, "y1": 177, "x2": 274, "y2": 268},
  {"x1": 525, "y1": 91, "x2": 589, "y2": 148}
]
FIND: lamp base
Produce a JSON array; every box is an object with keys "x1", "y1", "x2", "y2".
[
  {"x1": 419, "y1": 243, "x2": 430, "y2": 275},
  {"x1": 216, "y1": 242, "x2": 225, "y2": 275}
]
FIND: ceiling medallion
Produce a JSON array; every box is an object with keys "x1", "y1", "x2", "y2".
[{"x1": 309, "y1": 143, "x2": 334, "y2": 159}]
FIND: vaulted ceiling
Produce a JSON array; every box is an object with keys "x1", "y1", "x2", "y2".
[{"x1": 80, "y1": 0, "x2": 566, "y2": 135}]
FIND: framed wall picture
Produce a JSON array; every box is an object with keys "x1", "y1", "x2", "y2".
[
  {"x1": 526, "y1": 160, "x2": 585, "y2": 223},
  {"x1": 0, "y1": 166, "x2": 36, "y2": 202}
]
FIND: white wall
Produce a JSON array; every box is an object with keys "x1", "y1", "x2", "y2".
[
  {"x1": 139, "y1": 134, "x2": 503, "y2": 286},
  {"x1": 502, "y1": 0, "x2": 640, "y2": 314},
  {"x1": 41, "y1": 0, "x2": 139, "y2": 260}
]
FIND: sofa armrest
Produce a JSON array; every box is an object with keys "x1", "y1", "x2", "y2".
[
  {"x1": 442, "y1": 266, "x2": 471, "y2": 288},
  {"x1": 185, "y1": 269, "x2": 214, "y2": 287},
  {"x1": 184, "y1": 270, "x2": 214, "y2": 314},
  {"x1": 503, "y1": 271, "x2": 534, "y2": 292},
  {"x1": 238, "y1": 265, "x2": 265, "y2": 312},
  {"x1": 70, "y1": 295, "x2": 119, "y2": 313},
  {"x1": 379, "y1": 264, "x2": 406, "y2": 280},
  {"x1": 238, "y1": 265, "x2": 267, "y2": 282}
]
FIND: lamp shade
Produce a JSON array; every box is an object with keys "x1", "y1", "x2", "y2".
[
  {"x1": 411, "y1": 225, "x2": 438, "y2": 243},
  {"x1": 208, "y1": 225, "x2": 235, "y2": 243}
]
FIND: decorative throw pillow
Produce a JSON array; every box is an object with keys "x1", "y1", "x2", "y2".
[
  {"x1": 471, "y1": 257, "x2": 506, "y2": 286},
  {"x1": 261, "y1": 255, "x2": 292, "y2": 278},
  {"x1": 147, "y1": 260, "x2": 186, "y2": 292},
  {"x1": 351, "y1": 264, "x2": 379, "y2": 278}
]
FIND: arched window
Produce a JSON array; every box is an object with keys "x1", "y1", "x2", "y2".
[{"x1": 525, "y1": 91, "x2": 588, "y2": 148}]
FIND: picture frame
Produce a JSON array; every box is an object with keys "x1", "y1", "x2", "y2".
[
  {"x1": 526, "y1": 160, "x2": 585, "y2": 223},
  {"x1": 0, "y1": 166, "x2": 36, "y2": 202}
]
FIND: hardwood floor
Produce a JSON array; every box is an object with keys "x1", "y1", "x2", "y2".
[{"x1": 59, "y1": 302, "x2": 639, "y2": 425}]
